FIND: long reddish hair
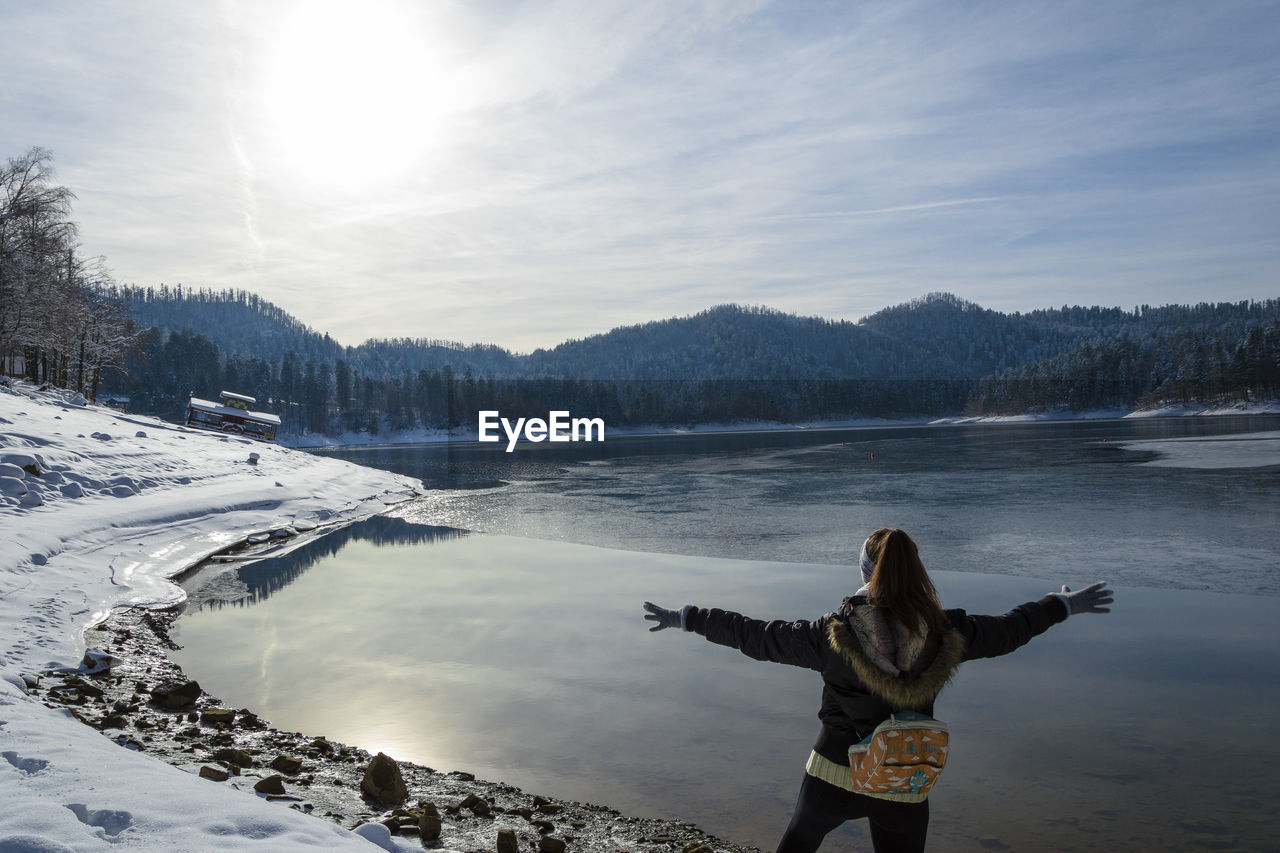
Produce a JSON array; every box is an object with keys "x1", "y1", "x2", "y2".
[{"x1": 865, "y1": 527, "x2": 949, "y2": 636}]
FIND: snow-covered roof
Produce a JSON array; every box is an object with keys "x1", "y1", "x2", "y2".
[
  {"x1": 188, "y1": 396, "x2": 282, "y2": 426},
  {"x1": 220, "y1": 390, "x2": 257, "y2": 404}
]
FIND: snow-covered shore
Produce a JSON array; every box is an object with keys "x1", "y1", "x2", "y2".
[
  {"x1": 0, "y1": 381, "x2": 424, "y2": 851},
  {"x1": 4, "y1": 381, "x2": 1277, "y2": 851}
]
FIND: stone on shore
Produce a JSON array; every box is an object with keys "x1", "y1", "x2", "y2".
[
  {"x1": 201, "y1": 707, "x2": 236, "y2": 725},
  {"x1": 497, "y1": 828, "x2": 519, "y2": 853},
  {"x1": 361, "y1": 751, "x2": 408, "y2": 804},
  {"x1": 149, "y1": 679, "x2": 201, "y2": 709},
  {"x1": 419, "y1": 812, "x2": 442, "y2": 841},
  {"x1": 213, "y1": 747, "x2": 255, "y2": 767},
  {"x1": 199, "y1": 766, "x2": 229, "y2": 782},
  {"x1": 253, "y1": 775, "x2": 287, "y2": 795},
  {"x1": 270, "y1": 754, "x2": 304, "y2": 775}
]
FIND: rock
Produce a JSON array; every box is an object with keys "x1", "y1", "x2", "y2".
[
  {"x1": 150, "y1": 680, "x2": 201, "y2": 709},
  {"x1": 99, "y1": 714, "x2": 127, "y2": 729},
  {"x1": 270, "y1": 754, "x2": 304, "y2": 775},
  {"x1": 460, "y1": 793, "x2": 491, "y2": 816},
  {"x1": 81, "y1": 649, "x2": 118, "y2": 673},
  {"x1": 0, "y1": 476, "x2": 28, "y2": 497},
  {"x1": 497, "y1": 828, "x2": 519, "y2": 853},
  {"x1": 254, "y1": 775, "x2": 287, "y2": 795},
  {"x1": 19, "y1": 490, "x2": 42, "y2": 507},
  {"x1": 0, "y1": 452, "x2": 41, "y2": 473},
  {"x1": 530, "y1": 819, "x2": 554, "y2": 834},
  {"x1": 136, "y1": 431, "x2": 147, "y2": 438},
  {"x1": 66, "y1": 677, "x2": 103, "y2": 699},
  {"x1": 59, "y1": 482, "x2": 84, "y2": 498},
  {"x1": 213, "y1": 747, "x2": 255, "y2": 767},
  {"x1": 199, "y1": 766, "x2": 229, "y2": 782},
  {"x1": 537, "y1": 803, "x2": 563, "y2": 816},
  {"x1": 419, "y1": 813, "x2": 442, "y2": 841},
  {"x1": 353, "y1": 822, "x2": 397, "y2": 851},
  {"x1": 539, "y1": 837, "x2": 567, "y2": 853},
  {"x1": 361, "y1": 752, "x2": 407, "y2": 804},
  {"x1": 201, "y1": 708, "x2": 236, "y2": 726}
]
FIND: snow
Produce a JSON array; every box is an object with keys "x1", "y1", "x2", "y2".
[
  {"x1": 0, "y1": 381, "x2": 429, "y2": 851},
  {"x1": 1, "y1": 379, "x2": 1275, "y2": 851},
  {"x1": 1113, "y1": 430, "x2": 1280, "y2": 469}
]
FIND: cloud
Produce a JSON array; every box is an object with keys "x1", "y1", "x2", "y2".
[{"x1": 1, "y1": 0, "x2": 1277, "y2": 350}]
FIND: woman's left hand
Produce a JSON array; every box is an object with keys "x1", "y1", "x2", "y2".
[{"x1": 643, "y1": 601, "x2": 684, "y2": 631}]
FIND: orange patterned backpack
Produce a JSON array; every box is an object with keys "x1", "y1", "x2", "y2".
[{"x1": 847, "y1": 711, "x2": 949, "y2": 800}]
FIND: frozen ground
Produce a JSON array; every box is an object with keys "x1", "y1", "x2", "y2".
[
  {"x1": 0, "y1": 380, "x2": 427, "y2": 852},
  {"x1": 1114, "y1": 430, "x2": 1280, "y2": 468}
]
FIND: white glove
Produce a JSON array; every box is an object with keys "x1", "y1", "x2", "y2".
[
  {"x1": 642, "y1": 601, "x2": 685, "y2": 632},
  {"x1": 1055, "y1": 581, "x2": 1114, "y2": 616}
]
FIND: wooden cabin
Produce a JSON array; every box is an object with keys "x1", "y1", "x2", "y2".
[{"x1": 186, "y1": 391, "x2": 281, "y2": 442}]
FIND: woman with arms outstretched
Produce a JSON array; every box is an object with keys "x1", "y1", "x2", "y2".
[{"x1": 643, "y1": 527, "x2": 1113, "y2": 853}]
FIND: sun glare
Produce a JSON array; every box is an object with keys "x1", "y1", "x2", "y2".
[{"x1": 260, "y1": 1, "x2": 455, "y2": 194}]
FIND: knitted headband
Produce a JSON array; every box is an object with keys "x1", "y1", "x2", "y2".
[{"x1": 858, "y1": 538, "x2": 875, "y2": 585}]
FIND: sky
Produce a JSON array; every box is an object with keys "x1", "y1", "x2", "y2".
[{"x1": 2, "y1": 0, "x2": 1277, "y2": 352}]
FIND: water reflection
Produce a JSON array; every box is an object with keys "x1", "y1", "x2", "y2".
[
  {"x1": 173, "y1": 526, "x2": 1280, "y2": 852},
  {"x1": 182, "y1": 516, "x2": 467, "y2": 610}
]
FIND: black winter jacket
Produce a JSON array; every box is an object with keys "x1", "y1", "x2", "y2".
[{"x1": 684, "y1": 594, "x2": 1069, "y2": 767}]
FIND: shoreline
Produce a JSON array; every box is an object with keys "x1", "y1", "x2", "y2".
[
  {"x1": 284, "y1": 402, "x2": 1280, "y2": 451},
  {"x1": 33, "y1": 532, "x2": 760, "y2": 853}
]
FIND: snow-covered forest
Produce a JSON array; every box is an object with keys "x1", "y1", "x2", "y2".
[
  {"x1": 0, "y1": 147, "x2": 135, "y2": 396},
  {"x1": 106, "y1": 288, "x2": 1280, "y2": 435}
]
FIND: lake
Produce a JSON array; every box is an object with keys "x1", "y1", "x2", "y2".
[{"x1": 172, "y1": 417, "x2": 1280, "y2": 852}]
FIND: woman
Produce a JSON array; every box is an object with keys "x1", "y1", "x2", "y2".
[{"x1": 642, "y1": 527, "x2": 1113, "y2": 853}]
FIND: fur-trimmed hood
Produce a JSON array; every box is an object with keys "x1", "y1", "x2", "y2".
[{"x1": 826, "y1": 600, "x2": 966, "y2": 710}]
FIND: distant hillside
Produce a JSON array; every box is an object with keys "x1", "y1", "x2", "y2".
[
  {"x1": 517, "y1": 295, "x2": 1081, "y2": 380},
  {"x1": 104, "y1": 287, "x2": 1280, "y2": 433},
  {"x1": 118, "y1": 286, "x2": 519, "y2": 376},
  {"x1": 118, "y1": 285, "x2": 342, "y2": 363}
]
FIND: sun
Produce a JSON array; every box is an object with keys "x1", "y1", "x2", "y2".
[{"x1": 258, "y1": 0, "x2": 456, "y2": 195}]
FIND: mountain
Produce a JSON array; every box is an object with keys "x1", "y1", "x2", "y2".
[{"x1": 104, "y1": 287, "x2": 1280, "y2": 432}]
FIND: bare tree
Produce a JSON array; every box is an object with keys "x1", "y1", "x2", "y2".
[{"x1": 1, "y1": 147, "x2": 136, "y2": 396}]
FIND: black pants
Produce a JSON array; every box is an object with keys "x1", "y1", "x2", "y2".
[{"x1": 776, "y1": 774, "x2": 930, "y2": 853}]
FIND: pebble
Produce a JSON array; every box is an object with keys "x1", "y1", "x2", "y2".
[{"x1": 199, "y1": 766, "x2": 229, "y2": 782}]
